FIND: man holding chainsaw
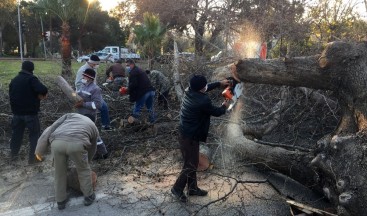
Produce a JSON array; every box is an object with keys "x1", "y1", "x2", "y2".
[{"x1": 171, "y1": 74, "x2": 230, "y2": 202}]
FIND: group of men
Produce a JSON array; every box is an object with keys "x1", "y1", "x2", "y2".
[{"x1": 8, "y1": 55, "x2": 232, "y2": 209}]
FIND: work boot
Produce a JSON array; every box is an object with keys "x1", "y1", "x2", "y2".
[
  {"x1": 171, "y1": 188, "x2": 187, "y2": 203},
  {"x1": 9, "y1": 153, "x2": 19, "y2": 162},
  {"x1": 57, "y1": 198, "x2": 69, "y2": 210},
  {"x1": 28, "y1": 156, "x2": 41, "y2": 165},
  {"x1": 93, "y1": 152, "x2": 109, "y2": 160},
  {"x1": 84, "y1": 193, "x2": 96, "y2": 206},
  {"x1": 149, "y1": 124, "x2": 157, "y2": 136},
  {"x1": 188, "y1": 188, "x2": 208, "y2": 196}
]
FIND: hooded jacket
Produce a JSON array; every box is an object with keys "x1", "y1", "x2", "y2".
[{"x1": 9, "y1": 70, "x2": 48, "y2": 115}]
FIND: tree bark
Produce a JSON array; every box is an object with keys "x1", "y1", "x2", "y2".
[
  {"x1": 55, "y1": 76, "x2": 81, "y2": 103},
  {"x1": 61, "y1": 21, "x2": 72, "y2": 78},
  {"x1": 227, "y1": 41, "x2": 367, "y2": 216},
  {"x1": 173, "y1": 41, "x2": 184, "y2": 101}
]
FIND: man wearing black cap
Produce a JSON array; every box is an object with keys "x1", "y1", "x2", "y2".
[
  {"x1": 171, "y1": 75, "x2": 229, "y2": 202},
  {"x1": 9, "y1": 60, "x2": 48, "y2": 164},
  {"x1": 75, "y1": 68, "x2": 108, "y2": 159}
]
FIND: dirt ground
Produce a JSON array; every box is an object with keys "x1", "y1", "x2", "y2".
[
  {"x1": 0, "y1": 62, "x2": 336, "y2": 215},
  {"x1": 0, "y1": 134, "x2": 333, "y2": 216}
]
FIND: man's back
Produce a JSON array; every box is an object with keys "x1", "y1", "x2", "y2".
[
  {"x1": 106, "y1": 63, "x2": 125, "y2": 78},
  {"x1": 128, "y1": 66, "x2": 154, "y2": 102},
  {"x1": 149, "y1": 70, "x2": 170, "y2": 93},
  {"x1": 9, "y1": 70, "x2": 47, "y2": 115}
]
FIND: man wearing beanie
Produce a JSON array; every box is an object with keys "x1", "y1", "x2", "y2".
[
  {"x1": 75, "y1": 55, "x2": 100, "y2": 91},
  {"x1": 75, "y1": 68, "x2": 108, "y2": 159},
  {"x1": 171, "y1": 74, "x2": 230, "y2": 202},
  {"x1": 75, "y1": 54, "x2": 114, "y2": 132},
  {"x1": 9, "y1": 60, "x2": 48, "y2": 164}
]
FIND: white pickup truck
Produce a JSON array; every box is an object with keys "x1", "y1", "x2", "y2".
[{"x1": 101, "y1": 46, "x2": 140, "y2": 61}]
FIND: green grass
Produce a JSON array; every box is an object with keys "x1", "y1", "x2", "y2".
[{"x1": 0, "y1": 60, "x2": 110, "y2": 85}]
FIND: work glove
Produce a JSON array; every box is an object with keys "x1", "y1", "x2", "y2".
[
  {"x1": 38, "y1": 94, "x2": 47, "y2": 100},
  {"x1": 220, "y1": 79, "x2": 231, "y2": 88},
  {"x1": 222, "y1": 99, "x2": 230, "y2": 108},
  {"x1": 74, "y1": 100, "x2": 84, "y2": 108},
  {"x1": 119, "y1": 86, "x2": 128, "y2": 95},
  {"x1": 35, "y1": 153, "x2": 43, "y2": 162}
]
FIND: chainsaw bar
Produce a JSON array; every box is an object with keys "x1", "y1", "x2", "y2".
[{"x1": 227, "y1": 82, "x2": 243, "y2": 111}]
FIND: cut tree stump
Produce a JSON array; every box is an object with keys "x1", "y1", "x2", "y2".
[{"x1": 67, "y1": 168, "x2": 97, "y2": 192}]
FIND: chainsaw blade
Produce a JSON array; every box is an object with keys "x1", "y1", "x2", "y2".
[{"x1": 227, "y1": 83, "x2": 243, "y2": 111}]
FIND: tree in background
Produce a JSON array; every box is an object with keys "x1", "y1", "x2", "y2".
[
  {"x1": 71, "y1": 6, "x2": 126, "y2": 55},
  {"x1": 308, "y1": 0, "x2": 361, "y2": 44},
  {"x1": 0, "y1": 0, "x2": 126, "y2": 61},
  {"x1": 133, "y1": 12, "x2": 165, "y2": 69},
  {"x1": 112, "y1": 0, "x2": 309, "y2": 57},
  {"x1": 113, "y1": 0, "x2": 223, "y2": 55},
  {"x1": 35, "y1": 0, "x2": 86, "y2": 77},
  {"x1": 0, "y1": 0, "x2": 17, "y2": 56}
]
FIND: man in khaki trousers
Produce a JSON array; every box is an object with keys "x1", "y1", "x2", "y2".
[{"x1": 35, "y1": 113, "x2": 98, "y2": 210}]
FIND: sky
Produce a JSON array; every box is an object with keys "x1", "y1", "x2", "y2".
[{"x1": 98, "y1": 0, "x2": 121, "y2": 11}]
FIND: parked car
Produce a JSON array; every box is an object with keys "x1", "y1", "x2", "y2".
[{"x1": 77, "y1": 52, "x2": 114, "y2": 63}]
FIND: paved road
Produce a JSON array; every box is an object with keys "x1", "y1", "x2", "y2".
[{"x1": 0, "y1": 149, "x2": 331, "y2": 216}]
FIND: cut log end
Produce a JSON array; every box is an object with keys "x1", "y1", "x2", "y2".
[
  {"x1": 339, "y1": 191, "x2": 353, "y2": 207},
  {"x1": 336, "y1": 179, "x2": 346, "y2": 192},
  {"x1": 318, "y1": 56, "x2": 329, "y2": 69}
]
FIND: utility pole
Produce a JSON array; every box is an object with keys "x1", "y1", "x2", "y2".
[
  {"x1": 23, "y1": 22, "x2": 27, "y2": 56},
  {"x1": 40, "y1": 15, "x2": 47, "y2": 59},
  {"x1": 17, "y1": 0, "x2": 23, "y2": 61}
]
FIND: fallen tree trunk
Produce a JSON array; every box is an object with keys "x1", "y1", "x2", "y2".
[
  {"x1": 55, "y1": 75, "x2": 82, "y2": 103},
  {"x1": 226, "y1": 41, "x2": 367, "y2": 216}
]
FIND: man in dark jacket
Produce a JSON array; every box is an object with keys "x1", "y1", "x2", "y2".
[
  {"x1": 171, "y1": 75, "x2": 229, "y2": 202},
  {"x1": 9, "y1": 61, "x2": 48, "y2": 164},
  {"x1": 126, "y1": 59, "x2": 156, "y2": 124}
]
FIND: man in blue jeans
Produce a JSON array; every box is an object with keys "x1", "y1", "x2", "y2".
[
  {"x1": 75, "y1": 55, "x2": 114, "y2": 131},
  {"x1": 125, "y1": 59, "x2": 156, "y2": 124},
  {"x1": 9, "y1": 61, "x2": 48, "y2": 164}
]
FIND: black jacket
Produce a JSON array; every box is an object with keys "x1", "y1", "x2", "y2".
[
  {"x1": 9, "y1": 70, "x2": 48, "y2": 115},
  {"x1": 128, "y1": 66, "x2": 155, "y2": 102},
  {"x1": 179, "y1": 82, "x2": 226, "y2": 142}
]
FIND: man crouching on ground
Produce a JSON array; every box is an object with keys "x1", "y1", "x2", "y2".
[{"x1": 35, "y1": 113, "x2": 98, "y2": 210}]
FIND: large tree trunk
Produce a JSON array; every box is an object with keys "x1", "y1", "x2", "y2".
[
  {"x1": 193, "y1": 14, "x2": 207, "y2": 55},
  {"x1": 173, "y1": 41, "x2": 184, "y2": 101},
  {"x1": 227, "y1": 41, "x2": 367, "y2": 216},
  {"x1": 61, "y1": 21, "x2": 72, "y2": 78}
]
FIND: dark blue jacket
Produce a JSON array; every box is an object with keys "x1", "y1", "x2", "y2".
[
  {"x1": 128, "y1": 66, "x2": 154, "y2": 102},
  {"x1": 179, "y1": 82, "x2": 226, "y2": 142},
  {"x1": 9, "y1": 70, "x2": 48, "y2": 115}
]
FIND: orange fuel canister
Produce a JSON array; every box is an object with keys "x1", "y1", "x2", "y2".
[{"x1": 222, "y1": 87, "x2": 233, "y2": 100}]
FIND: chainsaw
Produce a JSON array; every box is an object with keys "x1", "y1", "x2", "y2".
[{"x1": 221, "y1": 77, "x2": 243, "y2": 111}]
